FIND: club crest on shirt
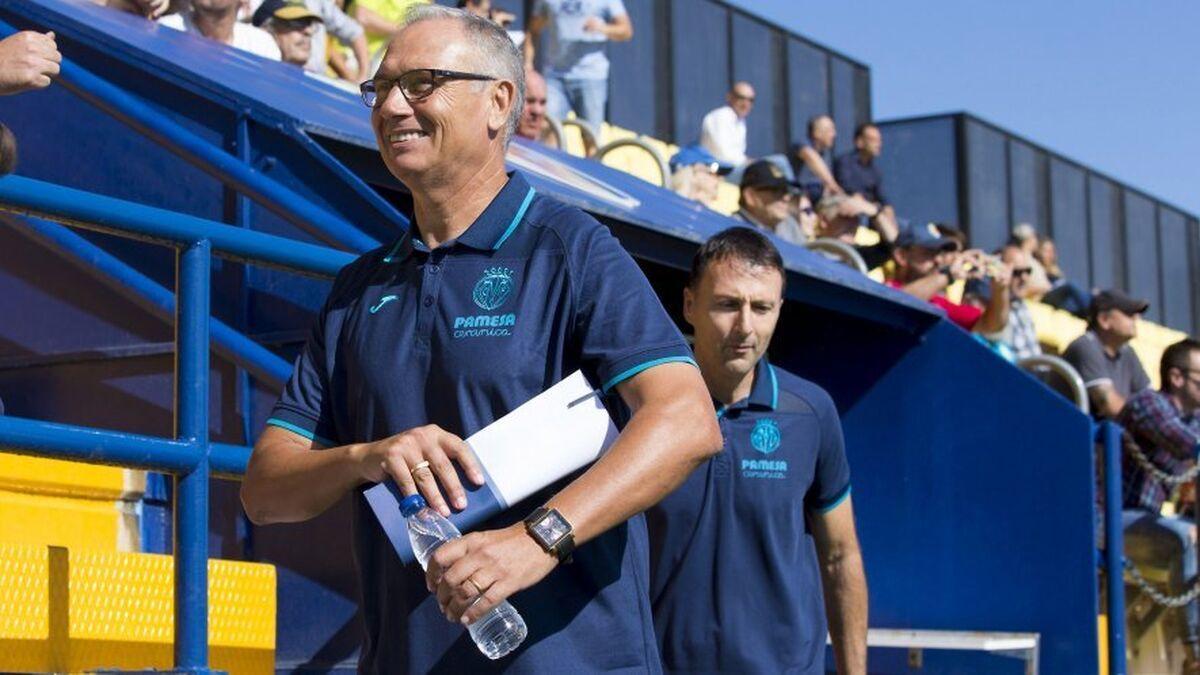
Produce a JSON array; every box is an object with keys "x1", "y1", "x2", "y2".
[
  {"x1": 472, "y1": 267, "x2": 514, "y2": 310},
  {"x1": 750, "y1": 418, "x2": 781, "y2": 454}
]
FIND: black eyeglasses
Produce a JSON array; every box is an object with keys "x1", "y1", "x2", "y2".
[
  {"x1": 1013, "y1": 267, "x2": 1033, "y2": 277},
  {"x1": 799, "y1": 206, "x2": 815, "y2": 216},
  {"x1": 360, "y1": 68, "x2": 497, "y2": 107}
]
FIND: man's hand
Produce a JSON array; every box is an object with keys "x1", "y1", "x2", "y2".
[
  {"x1": 582, "y1": 16, "x2": 606, "y2": 33},
  {"x1": 426, "y1": 522, "x2": 558, "y2": 625},
  {"x1": 0, "y1": 31, "x2": 61, "y2": 96},
  {"x1": 353, "y1": 424, "x2": 485, "y2": 516}
]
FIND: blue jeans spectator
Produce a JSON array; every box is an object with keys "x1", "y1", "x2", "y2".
[
  {"x1": 1042, "y1": 278, "x2": 1091, "y2": 318},
  {"x1": 545, "y1": 76, "x2": 607, "y2": 132},
  {"x1": 1123, "y1": 509, "x2": 1200, "y2": 646}
]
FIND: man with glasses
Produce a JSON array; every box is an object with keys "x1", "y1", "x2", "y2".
[
  {"x1": 735, "y1": 159, "x2": 807, "y2": 245},
  {"x1": 963, "y1": 243, "x2": 1041, "y2": 360},
  {"x1": 699, "y1": 81, "x2": 755, "y2": 167},
  {"x1": 1063, "y1": 289, "x2": 1152, "y2": 419},
  {"x1": 252, "y1": 0, "x2": 323, "y2": 68},
  {"x1": 242, "y1": 5, "x2": 721, "y2": 672},
  {"x1": 1118, "y1": 338, "x2": 1200, "y2": 673}
]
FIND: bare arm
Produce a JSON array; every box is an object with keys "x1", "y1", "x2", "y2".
[
  {"x1": 813, "y1": 498, "x2": 868, "y2": 675},
  {"x1": 353, "y1": 5, "x2": 398, "y2": 42},
  {"x1": 972, "y1": 262, "x2": 1011, "y2": 335},
  {"x1": 427, "y1": 362, "x2": 723, "y2": 624},
  {"x1": 1089, "y1": 382, "x2": 1128, "y2": 419},
  {"x1": 349, "y1": 34, "x2": 371, "y2": 81},
  {"x1": 584, "y1": 13, "x2": 632, "y2": 41},
  {"x1": 799, "y1": 146, "x2": 842, "y2": 194},
  {"x1": 524, "y1": 14, "x2": 546, "y2": 68},
  {"x1": 900, "y1": 270, "x2": 951, "y2": 302}
]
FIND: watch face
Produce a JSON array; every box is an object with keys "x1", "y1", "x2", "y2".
[{"x1": 533, "y1": 510, "x2": 571, "y2": 545}]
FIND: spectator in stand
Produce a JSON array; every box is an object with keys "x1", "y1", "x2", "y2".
[
  {"x1": 1063, "y1": 289, "x2": 1151, "y2": 419},
  {"x1": 352, "y1": 0, "x2": 427, "y2": 69},
  {"x1": 1009, "y1": 223, "x2": 1053, "y2": 298},
  {"x1": 888, "y1": 222, "x2": 1010, "y2": 334},
  {"x1": 1035, "y1": 235, "x2": 1092, "y2": 318},
  {"x1": 833, "y1": 123, "x2": 900, "y2": 245},
  {"x1": 1118, "y1": 338, "x2": 1200, "y2": 673},
  {"x1": 0, "y1": 30, "x2": 60, "y2": 95},
  {"x1": 734, "y1": 159, "x2": 807, "y2": 245},
  {"x1": 668, "y1": 145, "x2": 726, "y2": 208},
  {"x1": 964, "y1": 244, "x2": 1042, "y2": 361},
  {"x1": 253, "y1": 0, "x2": 323, "y2": 67},
  {"x1": 102, "y1": 0, "x2": 170, "y2": 20},
  {"x1": 525, "y1": 0, "x2": 632, "y2": 132},
  {"x1": 515, "y1": 67, "x2": 554, "y2": 146},
  {"x1": 297, "y1": 0, "x2": 369, "y2": 81},
  {"x1": 814, "y1": 192, "x2": 899, "y2": 270},
  {"x1": 458, "y1": 0, "x2": 515, "y2": 29},
  {"x1": 159, "y1": 0, "x2": 282, "y2": 60},
  {"x1": 789, "y1": 114, "x2": 840, "y2": 202},
  {"x1": 698, "y1": 81, "x2": 754, "y2": 167}
]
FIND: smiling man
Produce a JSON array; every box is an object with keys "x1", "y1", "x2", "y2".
[
  {"x1": 240, "y1": 5, "x2": 721, "y2": 673},
  {"x1": 648, "y1": 227, "x2": 868, "y2": 674}
]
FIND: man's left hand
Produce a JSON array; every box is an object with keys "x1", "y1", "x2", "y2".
[
  {"x1": 583, "y1": 16, "x2": 607, "y2": 34},
  {"x1": 426, "y1": 522, "x2": 558, "y2": 625}
]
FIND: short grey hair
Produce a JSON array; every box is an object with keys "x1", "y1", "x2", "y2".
[{"x1": 402, "y1": 4, "x2": 525, "y2": 144}]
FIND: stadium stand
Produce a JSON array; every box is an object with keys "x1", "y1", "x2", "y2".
[{"x1": 0, "y1": 0, "x2": 1195, "y2": 672}]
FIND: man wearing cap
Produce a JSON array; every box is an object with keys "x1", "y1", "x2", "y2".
[
  {"x1": 699, "y1": 81, "x2": 755, "y2": 167},
  {"x1": 735, "y1": 158, "x2": 808, "y2": 245},
  {"x1": 668, "y1": 144, "x2": 726, "y2": 207},
  {"x1": 240, "y1": 6, "x2": 721, "y2": 672},
  {"x1": 159, "y1": 0, "x2": 282, "y2": 60},
  {"x1": 1117, "y1": 338, "x2": 1200, "y2": 672},
  {"x1": 648, "y1": 227, "x2": 868, "y2": 674},
  {"x1": 253, "y1": 0, "x2": 323, "y2": 67},
  {"x1": 887, "y1": 223, "x2": 1010, "y2": 334},
  {"x1": 1063, "y1": 289, "x2": 1152, "y2": 419}
]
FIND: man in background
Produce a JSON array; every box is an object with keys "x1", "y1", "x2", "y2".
[
  {"x1": 1063, "y1": 290, "x2": 1152, "y2": 419},
  {"x1": 699, "y1": 81, "x2": 754, "y2": 167}
]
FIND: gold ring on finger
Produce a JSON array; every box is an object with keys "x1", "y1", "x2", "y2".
[
  {"x1": 411, "y1": 460, "x2": 432, "y2": 475},
  {"x1": 466, "y1": 578, "x2": 483, "y2": 596}
]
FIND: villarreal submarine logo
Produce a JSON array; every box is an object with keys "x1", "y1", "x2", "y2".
[
  {"x1": 750, "y1": 418, "x2": 782, "y2": 455},
  {"x1": 472, "y1": 267, "x2": 514, "y2": 311}
]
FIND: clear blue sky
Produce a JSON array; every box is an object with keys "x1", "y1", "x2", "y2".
[{"x1": 726, "y1": 0, "x2": 1200, "y2": 217}]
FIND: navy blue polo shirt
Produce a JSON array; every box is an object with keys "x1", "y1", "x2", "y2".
[
  {"x1": 833, "y1": 150, "x2": 888, "y2": 206},
  {"x1": 267, "y1": 171, "x2": 695, "y2": 673},
  {"x1": 647, "y1": 358, "x2": 851, "y2": 674}
]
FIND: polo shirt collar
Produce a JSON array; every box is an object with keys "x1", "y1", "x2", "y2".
[
  {"x1": 383, "y1": 171, "x2": 536, "y2": 263},
  {"x1": 715, "y1": 357, "x2": 779, "y2": 417}
]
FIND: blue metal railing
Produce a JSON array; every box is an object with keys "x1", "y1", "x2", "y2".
[
  {"x1": 1099, "y1": 420, "x2": 1127, "y2": 675},
  {"x1": 0, "y1": 174, "x2": 353, "y2": 672}
]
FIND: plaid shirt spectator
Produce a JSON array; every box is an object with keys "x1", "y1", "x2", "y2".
[
  {"x1": 1008, "y1": 297, "x2": 1040, "y2": 360},
  {"x1": 1119, "y1": 387, "x2": 1200, "y2": 513}
]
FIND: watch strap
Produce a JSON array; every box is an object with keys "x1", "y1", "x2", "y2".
[{"x1": 524, "y1": 507, "x2": 576, "y2": 562}]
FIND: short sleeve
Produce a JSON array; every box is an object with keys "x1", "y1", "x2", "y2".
[
  {"x1": 1064, "y1": 337, "x2": 1111, "y2": 389},
  {"x1": 804, "y1": 394, "x2": 851, "y2": 513},
  {"x1": 321, "y1": 0, "x2": 365, "y2": 42},
  {"x1": 604, "y1": 0, "x2": 628, "y2": 19},
  {"x1": 572, "y1": 224, "x2": 695, "y2": 393},
  {"x1": 1129, "y1": 354, "x2": 1151, "y2": 393}
]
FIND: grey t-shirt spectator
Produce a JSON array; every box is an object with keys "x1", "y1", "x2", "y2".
[
  {"x1": 533, "y1": 0, "x2": 627, "y2": 81},
  {"x1": 1063, "y1": 330, "x2": 1151, "y2": 403}
]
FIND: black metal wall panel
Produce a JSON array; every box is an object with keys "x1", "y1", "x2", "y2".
[
  {"x1": 1048, "y1": 159, "x2": 1091, "y2": 289},
  {"x1": 1192, "y1": 219, "x2": 1200, "y2": 335},
  {"x1": 669, "y1": 0, "x2": 730, "y2": 146},
  {"x1": 1158, "y1": 207, "x2": 1192, "y2": 331},
  {"x1": 730, "y1": 12, "x2": 784, "y2": 157},
  {"x1": 964, "y1": 120, "x2": 1009, "y2": 252},
  {"x1": 1122, "y1": 192, "x2": 1162, "y2": 323},
  {"x1": 786, "y1": 38, "x2": 829, "y2": 147},
  {"x1": 1008, "y1": 140, "x2": 1049, "y2": 234},
  {"x1": 875, "y1": 117, "x2": 959, "y2": 230},
  {"x1": 607, "y1": 0, "x2": 667, "y2": 138},
  {"x1": 1087, "y1": 175, "x2": 1122, "y2": 292},
  {"x1": 829, "y1": 56, "x2": 858, "y2": 155}
]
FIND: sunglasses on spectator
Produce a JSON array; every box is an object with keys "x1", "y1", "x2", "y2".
[
  {"x1": 731, "y1": 93, "x2": 755, "y2": 102},
  {"x1": 799, "y1": 206, "x2": 815, "y2": 216},
  {"x1": 360, "y1": 69, "x2": 496, "y2": 107},
  {"x1": 1013, "y1": 267, "x2": 1033, "y2": 277},
  {"x1": 272, "y1": 18, "x2": 317, "y2": 32}
]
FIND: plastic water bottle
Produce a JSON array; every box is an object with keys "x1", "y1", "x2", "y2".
[{"x1": 400, "y1": 494, "x2": 528, "y2": 659}]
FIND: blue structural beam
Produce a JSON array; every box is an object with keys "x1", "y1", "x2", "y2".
[
  {"x1": 0, "y1": 414, "x2": 200, "y2": 473},
  {"x1": 210, "y1": 442, "x2": 252, "y2": 478},
  {"x1": 4, "y1": 213, "x2": 292, "y2": 388},
  {"x1": 0, "y1": 176, "x2": 355, "y2": 277},
  {"x1": 0, "y1": 17, "x2": 379, "y2": 254},
  {"x1": 174, "y1": 239, "x2": 212, "y2": 671},
  {"x1": 1101, "y1": 421, "x2": 1127, "y2": 675}
]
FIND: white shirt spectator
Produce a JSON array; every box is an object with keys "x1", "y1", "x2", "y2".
[
  {"x1": 160, "y1": 12, "x2": 282, "y2": 61},
  {"x1": 699, "y1": 104, "x2": 747, "y2": 166}
]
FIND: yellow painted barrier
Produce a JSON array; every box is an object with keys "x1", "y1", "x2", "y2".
[{"x1": 0, "y1": 543, "x2": 274, "y2": 674}]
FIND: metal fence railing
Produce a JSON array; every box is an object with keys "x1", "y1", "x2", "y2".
[{"x1": 0, "y1": 174, "x2": 353, "y2": 672}]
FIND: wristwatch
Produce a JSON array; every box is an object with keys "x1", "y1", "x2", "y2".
[{"x1": 523, "y1": 507, "x2": 575, "y2": 562}]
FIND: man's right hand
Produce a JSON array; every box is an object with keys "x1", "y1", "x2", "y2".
[
  {"x1": 353, "y1": 424, "x2": 486, "y2": 517},
  {"x1": 0, "y1": 31, "x2": 61, "y2": 96}
]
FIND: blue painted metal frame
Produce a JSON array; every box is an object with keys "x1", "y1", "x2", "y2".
[
  {"x1": 0, "y1": 175, "x2": 352, "y2": 672},
  {"x1": 1101, "y1": 420, "x2": 1127, "y2": 675}
]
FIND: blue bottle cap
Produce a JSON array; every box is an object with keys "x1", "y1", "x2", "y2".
[{"x1": 399, "y1": 494, "x2": 426, "y2": 517}]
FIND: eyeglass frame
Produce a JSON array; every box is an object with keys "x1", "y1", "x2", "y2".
[{"x1": 359, "y1": 68, "x2": 498, "y2": 107}]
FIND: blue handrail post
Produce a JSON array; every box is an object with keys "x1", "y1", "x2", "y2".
[
  {"x1": 175, "y1": 239, "x2": 212, "y2": 672},
  {"x1": 1102, "y1": 420, "x2": 1127, "y2": 675}
]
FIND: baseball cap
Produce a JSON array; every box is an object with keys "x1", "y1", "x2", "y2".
[
  {"x1": 895, "y1": 221, "x2": 958, "y2": 251},
  {"x1": 668, "y1": 145, "x2": 732, "y2": 175},
  {"x1": 1090, "y1": 289, "x2": 1149, "y2": 317},
  {"x1": 740, "y1": 159, "x2": 796, "y2": 192},
  {"x1": 253, "y1": 0, "x2": 322, "y2": 27}
]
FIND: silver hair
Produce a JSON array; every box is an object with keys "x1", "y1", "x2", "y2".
[{"x1": 402, "y1": 4, "x2": 525, "y2": 144}]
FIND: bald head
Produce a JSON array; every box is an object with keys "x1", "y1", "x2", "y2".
[
  {"x1": 808, "y1": 115, "x2": 835, "y2": 151},
  {"x1": 518, "y1": 68, "x2": 548, "y2": 140}
]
